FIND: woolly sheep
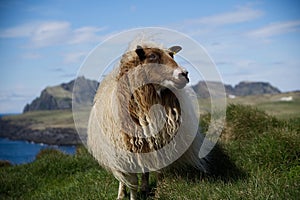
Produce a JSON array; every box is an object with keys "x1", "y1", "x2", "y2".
[{"x1": 87, "y1": 41, "x2": 210, "y2": 200}]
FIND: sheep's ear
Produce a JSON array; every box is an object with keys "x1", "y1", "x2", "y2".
[
  {"x1": 168, "y1": 46, "x2": 182, "y2": 55},
  {"x1": 135, "y1": 45, "x2": 146, "y2": 61}
]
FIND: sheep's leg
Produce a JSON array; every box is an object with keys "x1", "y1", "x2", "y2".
[
  {"x1": 117, "y1": 181, "x2": 126, "y2": 200},
  {"x1": 128, "y1": 174, "x2": 138, "y2": 200},
  {"x1": 141, "y1": 172, "x2": 149, "y2": 195},
  {"x1": 113, "y1": 171, "x2": 138, "y2": 200},
  {"x1": 156, "y1": 171, "x2": 163, "y2": 182},
  {"x1": 130, "y1": 188, "x2": 137, "y2": 200}
]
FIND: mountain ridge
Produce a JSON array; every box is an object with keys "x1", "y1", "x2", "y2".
[
  {"x1": 23, "y1": 78, "x2": 281, "y2": 112},
  {"x1": 193, "y1": 81, "x2": 281, "y2": 98}
]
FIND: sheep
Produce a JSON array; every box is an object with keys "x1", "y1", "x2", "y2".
[{"x1": 87, "y1": 41, "x2": 210, "y2": 200}]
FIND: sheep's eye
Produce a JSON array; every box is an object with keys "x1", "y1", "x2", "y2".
[{"x1": 148, "y1": 53, "x2": 158, "y2": 60}]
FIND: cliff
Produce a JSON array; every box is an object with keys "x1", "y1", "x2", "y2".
[
  {"x1": 23, "y1": 76, "x2": 98, "y2": 112},
  {"x1": 233, "y1": 81, "x2": 281, "y2": 96},
  {"x1": 193, "y1": 81, "x2": 281, "y2": 98}
]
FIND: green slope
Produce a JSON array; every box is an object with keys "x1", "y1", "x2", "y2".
[{"x1": 1, "y1": 105, "x2": 299, "y2": 199}]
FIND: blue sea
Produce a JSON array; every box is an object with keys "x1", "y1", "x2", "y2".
[
  {"x1": 0, "y1": 137, "x2": 76, "y2": 165},
  {"x1": 0, "y1": 113, "x2": 77, "y2": 165}
]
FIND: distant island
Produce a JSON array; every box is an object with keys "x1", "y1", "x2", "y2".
[{"x1": 0, "y1": 77, "x2": 288, "y2": 145}]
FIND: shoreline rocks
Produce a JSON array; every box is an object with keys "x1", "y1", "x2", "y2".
[{"x1": 0, "y1": 118, "x2": 81, "y2": 145}]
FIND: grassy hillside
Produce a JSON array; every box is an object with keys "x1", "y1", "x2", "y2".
[
  {"x1": 228, "y1": 91, "x2": 300, "y2": 119},
  {"x1": 1, "y1": 104, "x2": 299, "y2": 199},
  {"x1": 2, "y1": 110, "x2": 75, "y2": 129},
  {"x1": 45, "y1": 86, "x2": 72, "y2": 99}
]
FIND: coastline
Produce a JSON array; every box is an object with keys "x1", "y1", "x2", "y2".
[{"x1": 0, "y1": 117, "x2": 81, "y2": 145}]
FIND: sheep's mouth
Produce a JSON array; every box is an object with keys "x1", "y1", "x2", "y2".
[
  {"x1": 160, "y1": 79, "x2": 187, "y2": 90},
  {"x1": 160, "y1": 75, "x2": 189, "y2": 90},
  {"x1": 174, "y1": 81, "x2": 188, "y2": 89},
  {"x1": 173, "y1": 76, "x2": 189, "y2": 89}
]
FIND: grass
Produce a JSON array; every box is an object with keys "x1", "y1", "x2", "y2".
[
  {"x1": 46, "y1": 86, "x2": 72, "y2": 99},
  {"x1": 2, "y1": 110, "x2": 75, "y2": 129},
  {"x1": 2, "y1": 107, "x2": 92, "y2": 130},
  {"x1": 0, "y1": 148, "x2": 119, "y2": 200},
  {"x1": 257, "y1": 100, "x2": 300, "y2": 119},
  {"x1": 227, "y1": 91, "x2": 300, "y2": 119},
  {"x1": 155, "y1": 104, "x2": 299, "y2": 199},
  {"x1": 1, "y1": 104, "x2": 299, "y2": 199}
]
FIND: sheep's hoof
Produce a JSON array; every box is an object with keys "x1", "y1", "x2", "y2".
[{"x1": 141, "y1": 188, "x2": 150, "y2": 199}]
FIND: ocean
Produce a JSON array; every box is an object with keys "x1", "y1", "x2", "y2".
[
  {"x1": 0, "y1": 137, "x2": 76, "y2": 165},
  {"x1": 0, "y1": 113, "x2": 76, "y2": 165}
]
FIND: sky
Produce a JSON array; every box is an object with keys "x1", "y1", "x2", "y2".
[{"x1": 0, "y1": 0, "x2": 299, "y2": 113}]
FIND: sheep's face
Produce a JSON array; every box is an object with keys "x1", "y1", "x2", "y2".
[{"x1": 134, "y1": 45, "x2": 189, "y2": 89}]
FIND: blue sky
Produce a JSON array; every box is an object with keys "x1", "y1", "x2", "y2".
[{"x1": 0, "y1": 0, "x2": 299, "y2": 113}]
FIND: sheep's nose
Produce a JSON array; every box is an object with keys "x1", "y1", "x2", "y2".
[{"x1": 180, "y1": 71, "x2": 189, "y2": 82}]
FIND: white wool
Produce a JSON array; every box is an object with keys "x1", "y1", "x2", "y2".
[
  {"x1": 172, "y1": 68, "x2": 182, "y2": 79},
  {"x1": 127, "y1": 33, "x2": 164, "y2": 51},
  {"x1": 88, "y1": 80, "x2": 207, "y2": 173},
  {"x1": 88, "y1": 71, "x2": 209, "y2": 171},
  {"x1": 87, "y1": 40, "x2": 210, "y2": 190}
]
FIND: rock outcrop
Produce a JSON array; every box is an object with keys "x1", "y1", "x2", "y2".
[
  {"x1": 193, "y1": 81, "x2": 281, "y2": 98},
  {"x1": 23, "y1": 76, "x2": 98, "y2": 112},
  {"x1": 233, "y1": 81, "x2": 281, "y2": 96},
  {"x1": 0, "y1": 118, "x2": 81, "y2": 145}
]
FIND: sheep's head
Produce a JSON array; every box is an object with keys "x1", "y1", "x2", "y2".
[
  {"x1": 135, "y1": 45, "x2": 189, "y2": 89},
  {"x1": 119, "y1": 45, "x2": 189, "y2": 89}
]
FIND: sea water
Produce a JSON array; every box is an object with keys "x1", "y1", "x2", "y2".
[{"x1": 0, "y1": 137, "x2": 76, "y2": 165}]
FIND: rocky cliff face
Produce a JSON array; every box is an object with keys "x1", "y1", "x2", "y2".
[
  {"x1": 23, "y1": 76, "x2": 99, "y2": 113},
  {"x1": 23, "y1": 89, "x2": 72, "y2": 112},
  {"x1": 193, "y1": 81, "x2": 281, "y2": 98},
  {"x1": 233, "y1": 81, "x2": 281, "y2": 96}
]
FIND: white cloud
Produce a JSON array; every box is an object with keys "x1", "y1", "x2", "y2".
[
  {"x1": 0, "y1": 22, "x2": 40, "y2": 37},
  {"x1": 69, "y1": 26, "x2": 106, "y2": 44},
  {"x1": 169, "y1": 5, "x2": 299, "y2": 92},
  {"x1": 247, "y1": 20, "x2": 300, "y2": 39},
  {"x1": 31, "y1": 21, "x2": 71, "y2": 47},
  {"x1": 0, "y1": 21, "x2": 106, "y2": 48},
  {"x1": 184, "y1": 6, "x2": 263, "y2": 27}
]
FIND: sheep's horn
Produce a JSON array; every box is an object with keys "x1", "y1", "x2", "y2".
[{"x1": 168, "y1": 46, "x2": 182, "y2": 54}]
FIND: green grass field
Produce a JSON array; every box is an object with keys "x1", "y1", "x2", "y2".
[
  {"x1": 228, "y1": 91, "x2": 300, "y2": 119},
  {"x1": 1, "y1": 104, "x2": 299, "y2": 199}
]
